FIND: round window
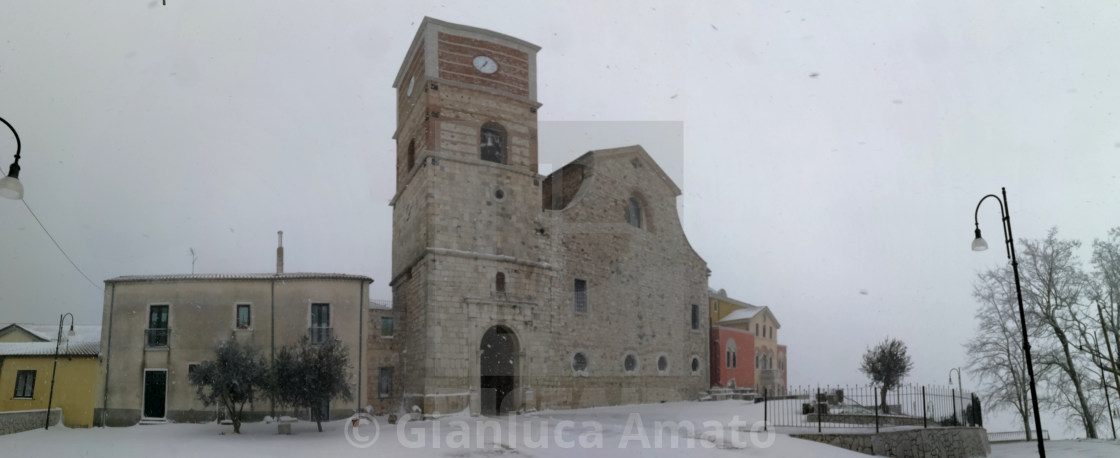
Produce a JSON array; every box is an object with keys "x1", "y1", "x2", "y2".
[
  {"x1": 624, "y1": 354, "x2": 637, "y2": 372},
  {"x1": 572, "y1": 352, "x2": 588, "y2": 372},
  {"x1": 657, "y1": 355, "x2": 669, "y2": 372},
  {"x1": 691, "y1": 356, "x2": 701, "y2": 372},
  {"x1": 495, "y1": 189, "x2": 505, "y2": 199}
]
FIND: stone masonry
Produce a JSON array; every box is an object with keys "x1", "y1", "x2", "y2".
[
  {"x1": 792, "y1": 427, "x2": 991, "y2": 458},
  {"x1": 379, "y1": 17, "x2": 710, "y2": 417},
  {"x1": 0, "y1": 408, "x2": 60, "y2": 436}
]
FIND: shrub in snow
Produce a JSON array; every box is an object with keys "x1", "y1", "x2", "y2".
[
  {"x1": 265, "y1": 335, "x2": 353, "y2": 432},
  {"x1": 187, "y1": 337, "x2": 267, "y2": 434},
  {"x1": 859, "y1": 337, "x2": 914, "y2": 414}
]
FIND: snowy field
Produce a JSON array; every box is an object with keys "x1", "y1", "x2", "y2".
[
  {"x1": 990, "y1": 439, "x2": 1120, "y2": 458},
  {"x1": 3, "y1": 400, "x2": 1117, "y2": 457},
  {"x1": 0, "y1": 400, "x2": 869, "y2": 457}
]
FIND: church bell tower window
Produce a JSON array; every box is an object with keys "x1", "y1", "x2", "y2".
[{"x1": 480, "y1": 122, "x2": 507, "y2": 164}]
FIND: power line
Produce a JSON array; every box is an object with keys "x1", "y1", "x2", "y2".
[{"x1": 21, "y1": 199, "x2": 103, "y2": 292}]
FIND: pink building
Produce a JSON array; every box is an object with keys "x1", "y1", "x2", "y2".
[
  {"x1": 708, "y1": 288, "x2": 787, "y2": 393},
  {"x1": 709, "y1": 326, "x2": 754, "y2": 388}
]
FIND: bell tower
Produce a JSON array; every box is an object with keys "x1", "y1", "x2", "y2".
[{"x1": 388, "y1": 18, "x2": 547, "y2": 415}]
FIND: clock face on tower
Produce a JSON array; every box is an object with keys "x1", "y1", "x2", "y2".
[{"x1": 472, "y1": 55, "x2": 499, "y2": 74}]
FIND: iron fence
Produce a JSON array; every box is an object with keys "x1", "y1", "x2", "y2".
[
  {"x1": 988, "y1": 430, "x2": 1050, "y2": 443},
  {"x1": 761, "y1": 384, "x2": 981, "y2": 433},
  {"x1": 145, "y1": 328, "x2": 169, "y2": 348}
]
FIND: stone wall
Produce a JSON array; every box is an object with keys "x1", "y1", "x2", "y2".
[
  {"x1": 792, "y1": 427, "x2": 990, "y2": 458},
  {"x1": 0, "y1": 408, "x2": 60, "y2": 435},
  {"x1": 813, "y1": 413, "x2": 928, "y2": 427}
]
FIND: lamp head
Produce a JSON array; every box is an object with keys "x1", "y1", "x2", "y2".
[
  {"x1": 0, "y1": 162, "x2": 21, "y2": 200},
  {"x1": 68, "y1": 323, "x2": 75, "y2": 337},
  {"x1": 971, "y1": 228, "x2": 988, "y2": 251}
]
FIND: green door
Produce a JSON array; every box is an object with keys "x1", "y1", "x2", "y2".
[{"x1": 144, "y1": 371, "x2": 167, "y2": 418}]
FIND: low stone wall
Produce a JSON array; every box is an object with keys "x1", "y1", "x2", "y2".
[
  {"x1": 792, "y1": 427, "x2": 990, "y2": 457},
  {"x1": 0, "y1": 408, "x2": 61, "y2": 435},
  {"x1": 811, "y1": 413, "x2": 928, "y2": 427}
]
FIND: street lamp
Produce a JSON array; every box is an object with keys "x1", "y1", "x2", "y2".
[
  {"x1": 949, "y1": 367, "x2": 964, "y2": 424},
  {"x1": 0, "y1": 116, "x2": 23, "y2": 200},
  {"x1": 45, "y1": 313, "x2": 76, "y2": 430},
  {"x1": 972, "y1": 187, "x2": 1045, "y2": 457}
]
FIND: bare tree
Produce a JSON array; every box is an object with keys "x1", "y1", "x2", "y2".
[
  {"x1": 1019, "y1": 228, "x2": 1098, "y2": 438},
  {"x1": 1090, "y1": 228, "x2": 1120, "y2": 406},
  {"x1": 860, "y1": 337, "x2": 913, "y2": 414},
  {"x1": 965, "y1": 265, "x2": 1035, "y2": 439}
]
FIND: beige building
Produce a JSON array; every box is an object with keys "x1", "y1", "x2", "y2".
[
  {"x1": 97, "y1": 246, "x2": 373, "y2": 425},
  {"x1": 708, "y1": 289, "x2": 787, "y2": 393},
  {"x1": 377, "y1": 18, "x2": 710, "y2": 417}
]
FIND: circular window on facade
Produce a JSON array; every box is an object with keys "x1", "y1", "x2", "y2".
[
  {"x1": 691, "y1": 356, "x2": 701, "y2": 373},
  {"x1": 572, "y1": 352, "x2": 588, "y2": 373},
  {"x1": 657, "y1": 355, "x2": 669, "y2": 373},
  {"x1": 624, "y1": 354, "x2": 637, "y2": 373},
  {"x1": 495, "y1": 188, "x2": 505, "y2": 199}
]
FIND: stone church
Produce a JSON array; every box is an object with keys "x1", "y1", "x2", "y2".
[{"x1": 370, "y1": 17, "x2": 711, "y2": 417}]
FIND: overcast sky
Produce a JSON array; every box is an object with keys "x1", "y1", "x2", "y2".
[{"x1": 3, "y1": 0, "x2": 1120, "y2": 436}]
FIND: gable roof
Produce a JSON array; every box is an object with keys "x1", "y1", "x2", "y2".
[
  {"x1": 0, "y1": 323, "x2": 51, "y2": 342},
  {"x1": 710, "y1": 289, "x2": 782, "y2": 328},
  {"x1": 586, "y1": 145, "x2": 682, "y2": 196},
  {"x1": 718, "y1": 306, "x2": 780, "y2": 328},
  {"x1": 0, "y1": 324, "x2": 102, "y2": 357}
]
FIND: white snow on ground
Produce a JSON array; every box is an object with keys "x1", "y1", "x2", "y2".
[
  {"x1": 19, "y1": 399, "x2": 1114, "y2": 457},
  {"x1": 990, "y1": 439, "x2": 1120, "y2": 458},
  {"x1": 0, "y1": 400, "x2": 876, "y2": 457}
]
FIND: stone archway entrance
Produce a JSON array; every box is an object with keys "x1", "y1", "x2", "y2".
[{"x1": 480, "y1": 325, "x2": 518, "y2": 415}]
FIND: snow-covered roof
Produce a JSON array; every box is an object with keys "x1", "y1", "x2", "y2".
[
  {"x1": 0, "y1": 323, "x2": 101, "y2": 341},
  {"x1": 719, "y1": 305, "x2": 781, "y2": 328},
  {"x1": 0, "y1": 340, "x2": 101, "y2": 357},
  {"x1": 709, "y1": 288, "x2": 782, "y2": 328},
  {"x1": 0, "y1": 324, "x2": 101, "y2": 357},
  {"x1": 719, "y1": 307, "x2": 763, "y2": 322},
  {"x1": 106, "y1": 272, "x2": 373, "y2": 283},
  {"x1": 369, "y1": 299, "x2": 393, "y2": 310}
]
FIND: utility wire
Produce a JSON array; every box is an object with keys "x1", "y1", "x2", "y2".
[{"x1": 21, "y1": 199, "x2": 103, "y2": 292}]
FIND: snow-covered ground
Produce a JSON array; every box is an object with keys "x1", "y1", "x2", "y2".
[
  {"x1": 0, "y1": 400, "x2": 869, "y2": 457},
  {"x1": 4, "y1": 399, "x2": 1114, "y2": 457},
  {"x1": 990, "y1": 439, "x2": 1120, "y2": 458}
]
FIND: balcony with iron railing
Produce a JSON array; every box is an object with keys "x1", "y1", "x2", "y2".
[
  {"x1": 309, "y1": 326, "x2": 332, "y2": 344},
  {"x1": 146, "y1": 328, "x2": 169, "y2": 348}
]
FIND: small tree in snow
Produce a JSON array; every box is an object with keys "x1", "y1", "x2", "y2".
[
  {"x1": 860, "y1": 337, "x2": 914, "y2": 414},
  {"x1": 187, "y1": 337, "x2": 267, "y2": 434},
  {"x1": 268, "y1": 335, "x2": 353, "y2": 432}
]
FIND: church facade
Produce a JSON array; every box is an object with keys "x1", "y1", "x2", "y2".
[{"x1": 375, "y1": 18, "x2": 710, "y2": 416}]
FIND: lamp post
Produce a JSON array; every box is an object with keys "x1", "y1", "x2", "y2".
[
  {"x1": 949, "y1": 367, "x2": 964, "y2": 423},
  {"x1": 972, "y1": 187, "x2": 1045, "y2": 457},
  {"x1": 45, "y1": 313, "x2": 76, "y2": 430},
  {"x1": 0, "y1": 116, "x2": 23, "y2": 200}
]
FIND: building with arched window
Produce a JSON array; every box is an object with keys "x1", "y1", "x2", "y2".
[
  {"x1": 381, "y1": 18, "x2": 710, "y2": 417},
  {"x1": 707, "y1": 288, "x2": 788, "y2": 394}
]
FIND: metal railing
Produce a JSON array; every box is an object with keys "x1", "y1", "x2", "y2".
[
  {"x1": 988, "y1": 430, "x2": 1050, "y2": 443},
  {"x1": 309, "y1": 326, "x2": 332, "y2": 344},
  {"x1": 145, "y1": 328, "x2": 169, "y2": 348},
  {"x1": 762, "y1": 384, "x2": 981, "y2": 433}
]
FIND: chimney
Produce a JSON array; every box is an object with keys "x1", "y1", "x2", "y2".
[{"x1": 276, "y1": 231, "x2": 284, "y2": 274}]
